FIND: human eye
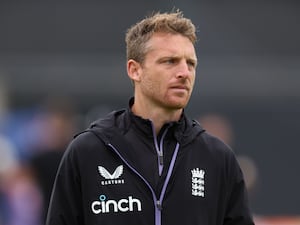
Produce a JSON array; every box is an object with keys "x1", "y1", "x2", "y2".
[
  {"x1": 164, "y1": 58, "x2": 176, "y2": 65},
  {"x1": 187, "y1": 59, "x2": 197, "y2": 69}
]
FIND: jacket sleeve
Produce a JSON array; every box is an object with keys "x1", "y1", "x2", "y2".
[
  {"x1": 46, "y1": 139, "x2": 84, "y2": 225},
  {"x1": 224, "y1": 153, "x2": 255, "y2": 225}
]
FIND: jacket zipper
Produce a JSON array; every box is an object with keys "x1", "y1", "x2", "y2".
[
  {"x1": 151, "y1": 124, "x2": 171, "y2": 176},
  {"x1": 107, "y1": 142, "x2": 180, "y2": 225}
]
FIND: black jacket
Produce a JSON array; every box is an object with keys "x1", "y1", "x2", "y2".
[{"x1": 46, "y1": 108, "x2": 254, "y2": 225}]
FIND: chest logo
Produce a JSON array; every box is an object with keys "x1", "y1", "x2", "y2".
[
  {"x1": 98, "y1": 165, "x2": 125, "y2": 185},
  {"x1": 91, "y1": 194, "x2": 142, "y2": 214},
  {"x1": 191, "y1": 168, "x2": 205, "y2": 197}
]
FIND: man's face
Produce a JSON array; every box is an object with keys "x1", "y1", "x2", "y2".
[{"x1": 137, "y1": 32, "x2": 197, "y2": 111}]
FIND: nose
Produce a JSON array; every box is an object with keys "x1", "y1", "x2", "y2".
[{"x1": 176, "y1": 61, "x2": 192, "y2": 79}]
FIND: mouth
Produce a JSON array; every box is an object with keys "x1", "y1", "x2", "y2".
[{"x1": 170, "y1": 85, "x2": 189, "y2": 91}]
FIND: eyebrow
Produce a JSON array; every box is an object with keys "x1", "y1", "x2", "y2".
[{"x1": 158, "y1": 55, "x2": 197, "y2": 64}]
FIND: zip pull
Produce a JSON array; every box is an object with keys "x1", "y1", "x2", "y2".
[
  {"x1": 156, "y1": 200, "x2": 162, "y2": 210},
  {"x1": 158, "y1": 151, "x2": 163, "y2": 165}
]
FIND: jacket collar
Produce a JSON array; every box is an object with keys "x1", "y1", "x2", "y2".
[{"x1": 89, "y1": 98, "x2": 205, "y2": 146}]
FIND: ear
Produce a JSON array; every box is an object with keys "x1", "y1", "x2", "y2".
[{"x1": 127, "y1": 59, "x2": 142, "y2": 82}]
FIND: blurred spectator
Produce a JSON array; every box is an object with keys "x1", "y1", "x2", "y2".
[
  {"x1": 197, "y1": 113, "x2": 234, "y2": 146},
  {"x1": 198, "y1": 113, "x2": 300, "y2": 224},
  {"x1": 197, "y1": 113, "x2": 259, "y2": 201},
  {"x1": 28, "y1": 98, "x2": 78, "y2": 222},
  {"x1": 0, "y1": 77, "x2": 17, "y2": 225},
  {"x1": 0, "y1": 135, "x2": 18, "y2": 225},
  {"x1": 0, "y1": 135, "x2": 18, "y2": 179},
  {"x1": 3, "y1": 165, "x2": 43, "y2": 225},
  {"x1": 2, "y1": 107, "x2": 48, "y2": 161}
]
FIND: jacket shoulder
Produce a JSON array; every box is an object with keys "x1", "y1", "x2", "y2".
[
  {"x1": 198, "y1": 131, "x2": 234, "y2": 155},
  {"x1": 59, "y1": 130, "x2": 107, "y2": 165},
  {"x1": 72, "y1": 130, "x2": 104, "y2": 149}
]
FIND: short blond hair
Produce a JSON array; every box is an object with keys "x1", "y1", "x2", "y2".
[{"x1": 125, "y1": 10, "x2": 197, "y2": 63}]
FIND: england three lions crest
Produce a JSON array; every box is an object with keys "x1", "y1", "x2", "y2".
[{"x1": 191, "y1": 168, "x2": 205, "y2": 197}]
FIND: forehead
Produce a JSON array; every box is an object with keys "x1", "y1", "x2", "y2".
[{"x1": 145, "y1": 32, "x2": 196, "y2": 58}]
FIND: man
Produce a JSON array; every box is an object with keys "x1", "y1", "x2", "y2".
[{"x1": 46, "y1": 11, "x2": 254, "y2": 225}]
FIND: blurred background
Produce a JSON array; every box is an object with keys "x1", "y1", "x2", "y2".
[{"x1": 0, "y1": 0, "x2": 299, "y2": 224}]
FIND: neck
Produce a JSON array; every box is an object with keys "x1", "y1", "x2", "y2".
[{"x1": 131, "y1": 97, "x2": 183, "y2": 135}]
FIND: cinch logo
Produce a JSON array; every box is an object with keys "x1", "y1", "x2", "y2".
[{"x1": 91, "y1": 195, "x2": 142, "y2": 214}]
